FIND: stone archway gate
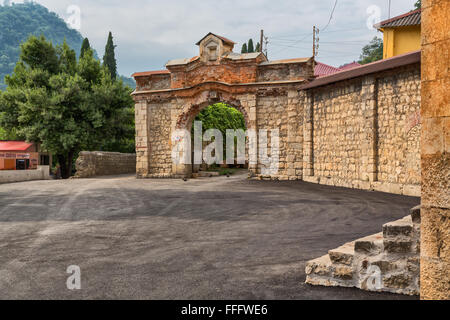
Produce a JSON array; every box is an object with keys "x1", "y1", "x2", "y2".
[
  {"x1": 132, "y1": 33, "x2": 314, "y2": 179},
  {"x1": 132, "y1": 33, "x2": 421, "y2": 197}
]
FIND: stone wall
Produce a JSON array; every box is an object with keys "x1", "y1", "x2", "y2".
[
  {"x1": 133, "y1": 37, "x2": 422, "y2": 197},
  {"x1": 420, "y1": 0, "x2": 450, "y2": 300},
  {"x1": 256, "y1": 93, "x2": 289, "y2": 177},
  {"x1": 74, "y1": 151, "x2": 136, "y2": 178},
  {"x1": 257, "y1": 61, "x2": 313, "y2": 82},
  {"x1": 303, "y1": 64, "x2": 421, "y2": 196},
  {"x1": 0, "y1": 166, "x2": 51, "y2": 184}
]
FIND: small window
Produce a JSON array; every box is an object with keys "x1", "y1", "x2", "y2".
[{"x1": 208, "y1": 46, "x2": 217, "y2": 61}]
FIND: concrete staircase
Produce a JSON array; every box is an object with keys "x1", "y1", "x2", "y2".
[{"x1": 305, "y1": 206, "x2": 421, "y2": 295}]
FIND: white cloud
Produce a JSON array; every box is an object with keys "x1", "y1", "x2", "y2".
[{"x1": 19, "y1": 0, "x2": 417, "y2": 76}]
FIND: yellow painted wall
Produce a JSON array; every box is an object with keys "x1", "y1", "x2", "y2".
[{"x1": 382, "y1": 25, "x2": 421, "y2": 59}]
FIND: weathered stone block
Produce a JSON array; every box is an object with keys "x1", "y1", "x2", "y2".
[
  {"x1": 332, "y1": 265, "x2": 353, "y2": 280},
  {"x1": 383, "y1": 240, "x2": 413, "y2": 254},
  {"x1": 383, "y1": 273, "x2": 412, "y2": 290},
  {"x1": 383, "y1": 222, "x2": 413, "y2": 238},
  {"x1": 328, "y1": 242, "x2": 354, "y2": 266},
  {"x1": 305, "y1": 255, "x2": 332, "y2": 277},
  {"x1": 371, "y1": 260, "x2": 398, "y2": 273}
]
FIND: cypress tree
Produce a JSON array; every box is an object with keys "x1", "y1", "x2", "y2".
[
  {"x1": 103, "y1": 32, "x2": 117, "y2": 79},
  {"x1": 80, "y1": 38, "x2": 91, "y2": 58},
  {"x1": 241, "y1": 43, "x2": 248, "y2": 54},
  {"x1": 247, "y1": 39, "x2": 254, "y2": 53},
  {"x1": 255, "y1": 42, "x2": 261, "y2": 52}
]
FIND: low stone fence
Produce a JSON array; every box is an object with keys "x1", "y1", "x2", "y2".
[
  {"x1": 0, "y1": 165, "x2": 51, "y2": 184},
  {"x1": 74, "y1": 151, "x2": 136, "y2": 178}
]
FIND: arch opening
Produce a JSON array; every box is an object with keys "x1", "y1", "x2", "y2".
[{"x1": 173, "y1": 98, "x2": 251, "y2": 178}]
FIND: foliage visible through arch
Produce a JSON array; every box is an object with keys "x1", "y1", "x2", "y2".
[{"x1": 193, "y1": 103, "x2": 246, "y2": 135}]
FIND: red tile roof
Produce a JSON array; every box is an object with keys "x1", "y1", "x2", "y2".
[
  {"x1": 339, "y1": 62, "x2": 361, "y2": 71},
  {"x1": 0, "y1": 141, "x2": 34, "y2": 151},
  {"x1": 375, "y1": 9, "x2": 421, "y2": 29},
  {"x1": 315, "y1": 62, "x2": 340, "y2": 77},
  {"x1": 131, "y1": 70, "x2": 170, "y2": 78}
]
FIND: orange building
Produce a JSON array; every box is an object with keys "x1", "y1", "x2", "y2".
[{"x1": 0, "y1": 141, "x2": 51, "y2": 170}]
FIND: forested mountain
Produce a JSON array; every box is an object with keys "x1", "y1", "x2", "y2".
[
  {"x1": 0, "y1": 2, "x2": 135, "y2": 90},
  {"x1": 0, "y1": 2, "x2": 82, "y2": 89}
]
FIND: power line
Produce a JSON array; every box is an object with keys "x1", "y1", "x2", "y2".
[
  {"x1": 321, "y1": 0, "x2": 338, "y2": 32},
  {"x1": 269, "y1": 38, "x2": 365, "y2": 57},
  {"x1": 320, "y1": 52, "x2": 359, "y2": 58},
  {"x1": 275, "y1": 29, "x2": 360, "y2": 39},
  {"x1": 271, "y1": 38, "x2": 368, "y2": 45},
  {"x1": 270, "y1": 43, "x2": 312, "y2": 50},
  {"x1": 269, "y1": 27, "x2": 370, "y2": 43},
  {"x1": 269, "y1": 32, "x2": 312, "y2": 56}
]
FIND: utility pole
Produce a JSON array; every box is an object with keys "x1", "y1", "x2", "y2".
[
  {"x1": 260, "y1": 29, "x2": 264, "y2": 53},
  {"x1": 313, "y1": 26, "x2": 319, "y2": 57}
]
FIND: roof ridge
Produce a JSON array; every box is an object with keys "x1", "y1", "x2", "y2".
[
  {"x1": 195, "y1": 32, "x2": 236, "y2": 46},
  {"x1": 303, "y1": 50, "x2": 420, "y2": 89},
  {"x1": 132, "y1": 70, "x2": 170, "y2": 78},
  {"x1": 376, "y1": 8, "x2": 421, "y2": 28}
]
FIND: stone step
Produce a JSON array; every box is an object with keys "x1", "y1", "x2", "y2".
[
  {"x1": 383, "y1": 239, "x2": 414, "y2": 254},
  {"x1": 410, "y1": 205, "x2": 421, "y2": 224},
  {"x1": 305, "y1": 254, "x2": 355, "y2": 287},
  {"x1": 354, "y1": 232, "x2": 384, "y2": 256},
  {"x1": 305, "y1": 254, "x2": 332, "y2": 278},
  {"x1": 383, "y1": 216, "x2": 413, "y2": 239},
  {"x1": 305, "y1": 213, "x2": 420, "y2": 296},
  {"x1": 328, "y1": 241, "x2": 355, "y2": 266}
]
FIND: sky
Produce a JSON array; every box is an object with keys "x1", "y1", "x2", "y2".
[{"x1": 6, "y1": 0, "x2": 418, "y2": 77}]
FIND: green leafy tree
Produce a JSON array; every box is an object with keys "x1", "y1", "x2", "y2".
[
  {"x1": 0, "y1": 126, "x2": 8, "y2": 140},
  {"x1": 80, "y1": 37, "x2": 91, "y2": 58},
  {"x1": 241, "y1": 43, "x2": 248, "y2": 54},
  {"x1": 103, "y1": 32, "x2": 117, "y2": 80},
  {"x1": 195, "y1": 103, "x2": 246, "y2": 134},
  {"x1": 58, "y1": 40, "x2": 77, "y2": 75},
  {"x1": 0, "y1": 35, "x2": 134, "y2": 178},
  {"x1": 414, "y1": 0, "x2": 421, "y2": 9},
  {"x1": 247, "y1": 39, "x2": 254, "y2": 53},
  {"x1": 358, "y1": 36, "x2": 383, "y2": 65},
  {"x1": 19, "y1": 34, "x2": 59, "y2": 74}
]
